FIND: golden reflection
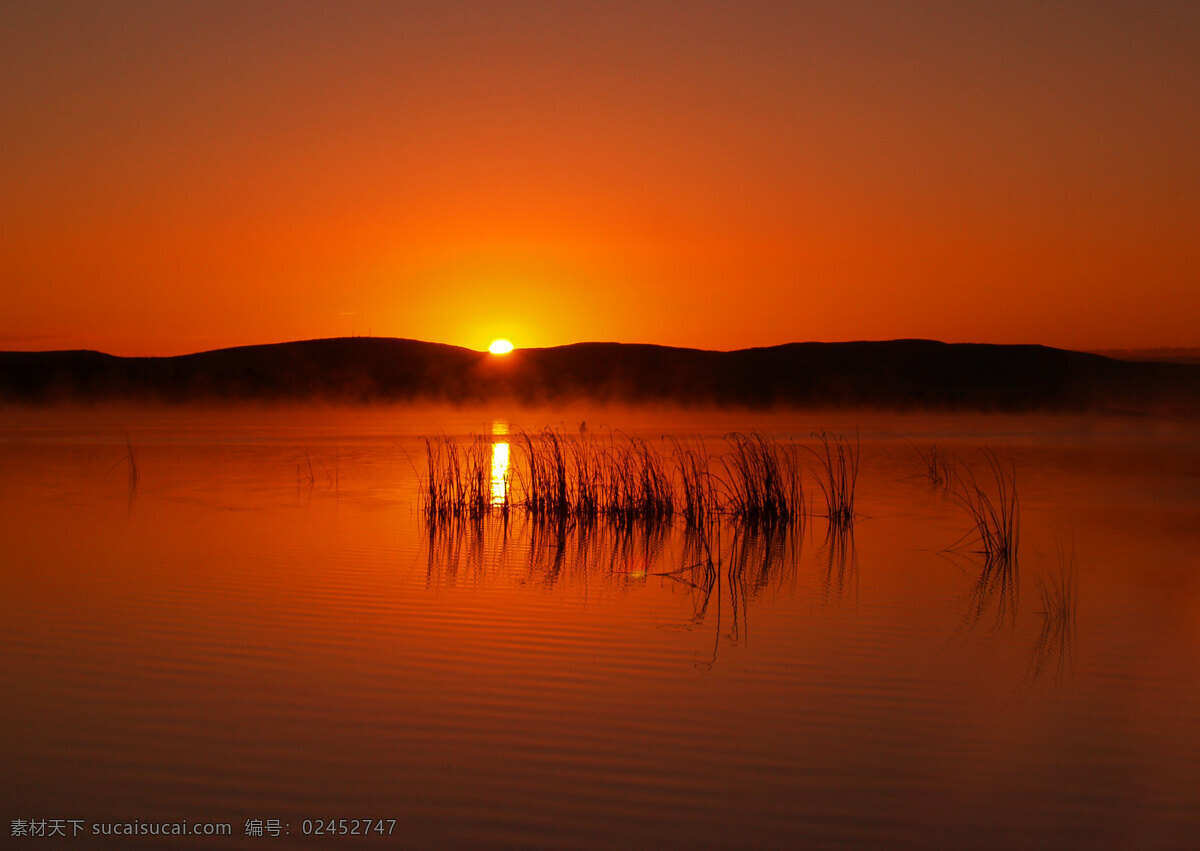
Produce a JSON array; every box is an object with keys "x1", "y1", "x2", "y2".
[{"x1": 491, "y1": 421, "x2": 510, "y2": 505}]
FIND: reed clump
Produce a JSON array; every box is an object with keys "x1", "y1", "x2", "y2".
[
  {"x1": 598, "y1": 435, "x2": 675, "y2": 525},
  {"x1": 518, "y1": 429, "x2": 676, "y2": 524},
  {"x1": 809, "y1": 431, "x2": 859, "y2": 526},
  {"x1": 516, "y1": 429, "x2": 570, "y2": 518},
  {"x1": 421, "y1": 427, "x2": 815, "y2": 527},
  {"x1": 950, "y1": 449, "x2": 1020, "y2": 567},
  {"x1": 421, "y1": 435, "x2": 496, "y2": 520},
  {"x1": 671, "y1": 436, "x2": 718, "y2": 528},
  {"x1": 912, "y1": 442, "x2": 954, "y2": 488},
  {"x1": 720, "y1": 432, "x2": 804, "y2": 525}
]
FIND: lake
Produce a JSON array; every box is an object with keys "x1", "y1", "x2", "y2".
[{"x1": 1, "y1": 406, "x2": 1197, "y2": 848}]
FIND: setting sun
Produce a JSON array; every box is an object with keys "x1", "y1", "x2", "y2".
[{"x1": 3, "y1": 4, "x2": 1199, "y2": 848}]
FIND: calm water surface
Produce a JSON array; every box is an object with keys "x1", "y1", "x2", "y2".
[{"x1": 1, "y1": 407, "x2": 1197, "y2": 848}]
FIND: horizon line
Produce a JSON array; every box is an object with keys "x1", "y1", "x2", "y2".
[{"x1": 7, "y1": 334, "x2": 1197, "y2": 361}]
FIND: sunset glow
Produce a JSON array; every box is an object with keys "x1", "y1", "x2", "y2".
[
  {"x1": 1, "y1": 2, "x2": 1197, "y2": 355},
  {"x1": 4, "y1": 3, "x2": 1200, "y2": 847}
]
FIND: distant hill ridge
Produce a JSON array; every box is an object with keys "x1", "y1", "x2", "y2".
[
  {"x1": 1, "y1": 337, "x2": 1198, "y2": 413},
  {"x1": 1091, "y1": 347, "x2": 1200, "y2": 365}
]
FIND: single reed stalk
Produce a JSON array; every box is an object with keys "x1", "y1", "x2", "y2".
[{"x1": 124, "y1": 437, "x2": 139, "y2": 495}]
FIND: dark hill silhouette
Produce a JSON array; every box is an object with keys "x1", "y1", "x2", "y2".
[{"x1": 1, "y1": 337, "x2": 1197, "y2": 413}]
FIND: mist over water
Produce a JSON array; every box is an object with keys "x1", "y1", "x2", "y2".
[{"x1": 1, "y1": 405, "x2": 1197, "y2": 848}]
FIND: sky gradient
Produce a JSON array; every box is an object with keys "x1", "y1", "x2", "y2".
[{"x1": 2, "y1": 0, "x2": 1197, "y2": 355}]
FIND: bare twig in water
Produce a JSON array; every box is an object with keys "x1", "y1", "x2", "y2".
[
  {"x1": 107, "y1": 437, "x2": 139, "y2": 502},
  {"x1": 124, "y1": 436, "x2": 139, "y2": 496}
]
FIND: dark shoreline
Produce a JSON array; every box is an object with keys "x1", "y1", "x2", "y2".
[{"x1": 2, "y1": 337, "x2": 1198, "y2": 414}]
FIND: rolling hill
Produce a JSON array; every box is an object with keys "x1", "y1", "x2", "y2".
[{"x1": 1, "y1": 337, "x2": 1197, "y2": 413}]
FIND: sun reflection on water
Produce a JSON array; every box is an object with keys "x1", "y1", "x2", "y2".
[{"x1": 491, "y1": 420, "x2": 509, "y2": 506}]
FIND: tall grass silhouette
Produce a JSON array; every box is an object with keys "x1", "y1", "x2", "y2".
[
  {"x1": 720, "y1": 432, "x2": 805, "y2": 525},
  {"x1": 671, "y1": 436, "x2": 718, "y2": 528},
  {"x1": 421, "y1": 427, "x2": 812, "y2": 527},
  {"x1": 809, "y1": 431, "x2": 859, "y2": 526},
  {"x1": 911, "y1": 442, "x2": 954, "y2": 488},
  {"x1": 422, "y1": 435, "x2": 495, "y2": 520},
  {"x1": 944, "y1": 449, "x2": 1021, "y2": 627},
  {"x1": 949, "y1": 449, "x2": 1020, "y2": 567}
]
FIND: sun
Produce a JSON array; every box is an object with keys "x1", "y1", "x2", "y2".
[{"x1": 488, "y1": 339, "x2": 514, "y2": 355}]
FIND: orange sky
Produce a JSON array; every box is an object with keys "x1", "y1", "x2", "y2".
[{"x1": 2, "y1": 0, "x2": 1197, "y2": 355}]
